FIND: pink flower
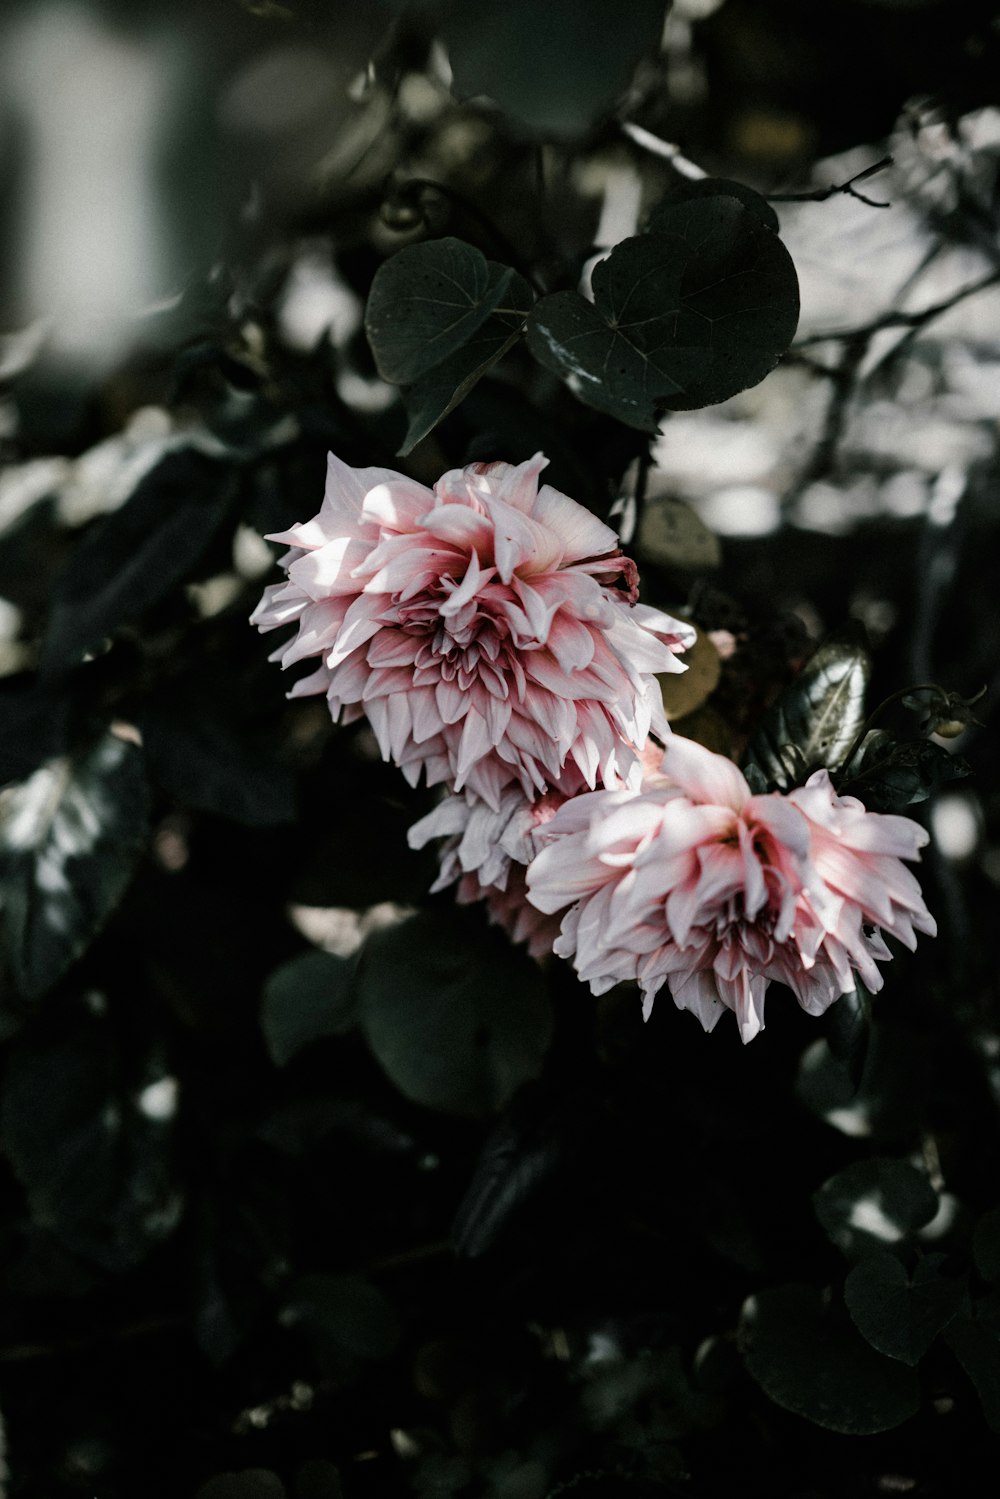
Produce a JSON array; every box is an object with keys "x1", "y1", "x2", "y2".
[
  {"x1": 408, "y1": 773, "x2": 583, "y2": 959},
  {"x1": 251, "y1": 452, "x2": 694, "y2": 810},
  {"x1": 525, "y1": 735, "x2": 935, "y2": 1042}
]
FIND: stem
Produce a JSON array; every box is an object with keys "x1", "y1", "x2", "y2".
[{"x1": 839, "y1": 684, "x2": 943, "y2": 773}]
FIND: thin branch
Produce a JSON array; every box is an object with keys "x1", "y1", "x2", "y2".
[
  {"x1": 794, "y1": 267, "x2": 1000, "y2": 348},
  {"x1": 619, "y1": 121, "x2": 706, "y2": 180},
  {"x1": 769, "y1": 156, "x2": 894, "y2": 209}
]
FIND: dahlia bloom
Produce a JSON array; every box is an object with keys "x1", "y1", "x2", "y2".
[
  {"x1": 407, "y1": 773, "x2": 584, "y2": 958},
  {"x1": 251, "y1": 452, "x2": 694, "y2": 809},
  {"x1": 525, "y1": 735, "x2": 935, "y2": 1042}
]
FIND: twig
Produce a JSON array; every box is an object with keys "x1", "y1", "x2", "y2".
[
  {"x1": 619, "y1": 121, "x2": 706, "y2": 180},
  {"x1": 769, "y1": 156, "x2": 894, "y2": 209},
  {"x1": 794, "y1": 267, "x2": 1000, "y2": 348}
]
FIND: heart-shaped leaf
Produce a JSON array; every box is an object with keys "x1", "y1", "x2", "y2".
[
  {"x1": 845, "y1": 1250, "x2": 966, "y2": 1365},
  {"x1": 398, "y1": 272, "x2": 533, "y2": 453},
  {"x1": 739, "y1": 1283, "x2": 919, "y2": 1434},
  {"x1": 526, "y1": 196, "x2": 799, "y2": 429},
  {"x1": 357, "y1": 910, "x2": 552, "y2": 1117},
  {"x1": 365, "y1": 238, "x2": 519, "y2": 386}
]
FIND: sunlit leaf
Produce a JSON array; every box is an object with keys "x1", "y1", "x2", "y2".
[
  {"x1": 739, "y1": 1283, "x2": 920, "y2": 1433},
  {"x1": 845, "y1": 1250, "x2": 965, "y2": 1365},
  {"x1": 260, "y1": 950, "x2": 357, "y2": 1066},
  {"x1": 526, "y1": 196, "x2": 799, "y2": 429},
  {"x1": 44, "y1": 445, "x2": 240, "y2": 671},
  {"x1": 365, "y1": 238, "x2": 518, "y2": 385},
  {"x1": 742, "y1": 627, "x2": 872, "y2": 791},
  {"x1": 0, "y1": 733, "x2": 149, "y2": 1000},
  {"x1": 357, "y1": 911, "x2": 553, "y2": 1117},
  {"x1": 813, "y1": 1157, "x2": 938, "y2": 1261}
]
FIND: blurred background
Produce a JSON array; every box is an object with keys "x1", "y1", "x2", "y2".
[{"x1": 1, "y1": 2, "x2": 1000, "y2": 1496}]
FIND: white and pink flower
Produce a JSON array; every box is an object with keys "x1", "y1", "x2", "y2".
[
  {"x1": 525, "y1": 735, "x2": 936, "y2": 1042},
  {"x1": 251, "y1": 452, "x2": 694, "y2": 810}
]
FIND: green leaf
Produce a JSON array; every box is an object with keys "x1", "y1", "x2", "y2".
[
  {"x1": 282, "y1": 1274, "x2": 400, "y2": 1375},
  {"x1": 649, "y1": 177, "x2": 780, "y2": 233},
  {"x1": 44, "y1": 445, "x2": 240, "y2": 671},
  {"x1": 0, "y1": 678, "x2": 74, "y2": 788},
  {"x1": 742, "y1": 627, "x2": 871, "y2": 791},
  {"x1": 397, "y1": 273, "x2": 533, "y2": 454},
  {"x1": 526, "y1": 196, "x2": 799, "y2": 430},
  {"x1": 813, "y1": 1157, "x2": 939, "y2": 1261},
  {"x1": 195, "y1": 1474, "x2": 287, "y2": 1499},
  {"x1": 845, "y1": 1250, "x2": 965, "y2": 1365},
  {"x1": 140, "y1": 697, "x2": 295, "y2": 827},
  {"x1": 443, "y1": 0, "x2": 664, "y2": 137},
  {"x1": 365, "y1": 238, "x2": 518, "y2": 385},
  {"x1": 826, "y1": 981, "x2": 873, "y2": 1093},
  {"x1": 974, "y1": 1207, "x2": 1000, "y2": 1283},
  {"x1": 357, "y1": 911, "x2": 553, "y2": 1117},
  {"x1": 1, "y1": 1003, "x2": 182, "y2": 1272},
  {"x1": 261, "y1": 950, "x2": 357, "y2": 1066},
  {"x1": 0, "y1": 733, "x2": 149, "y2": 1000},
  {"x1": 739, "y1": 1283, "x2": 919, "y2": 1433},
  {"x1": 839, "y1": 730, "x2": 969, "y2": 814},
  {"x1": 944, "y1": 1313, "x2": 1000, "y2": 1434}
]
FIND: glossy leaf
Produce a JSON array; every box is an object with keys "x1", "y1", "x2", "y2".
[
  {"x1": 365, "y1": 238, "x2": 518, "y2": 385},
  {"x1": 813, "y1": 1156, "x2": 939, "y2": 1261},
  {"x1": 739, "y1": 1283, "x2": 919, "y2": 1433},
  {"x1": 261, "y1": 950, "x2": 357, "y2": 1067},
  {"x1": 357, "y1": 911, "x2": 553, "y2": 1117},
  {"x1": 845, "y1": 1250, "x2": 965, "y2": 1364},
  {"x1": 44, "y1": 445, "x2": 240, "y2": 671},
  {"x1": 526, "y1": 196, "x2": 799, "y2": 429},
  {"x1": 742, "y1": 628, "x2": 872, "y2": 791},
  {"x1": 0, "y1": 732, "x2": 149, "y2": 1000}
]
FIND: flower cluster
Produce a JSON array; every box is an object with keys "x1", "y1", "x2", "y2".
[
  {"x1": 526, "y1": 735, "x2": 936, "y2": 1042},
  {"x1": 254, "y1": 450, "x2": 936, "y2": 1042},
  {"x1": 252, "y1": 451, "x2": 693, "y2": 810}
]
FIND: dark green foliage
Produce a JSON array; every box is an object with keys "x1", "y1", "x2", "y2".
[
  {"x1": 839, "y1": 729, "x2": 969, "y2": 812},
  {"x1": 442, "y1": 0, "x2": 665, "y2": 136},
  {"x1": 739, "y1": 1283, "x2": 920, "y2": 1433},
  {"x1": 357, "y1": 911, "x2": 553, "y2": 1116},
  {"x1": 1, "y1": 998, "x2": 181, "y2": 1272},
  {"x1": 528, "y1": 196, "x2": 799, "y2": 428},
  {"x1": 261, "y1": 950, "x2": 358, "y2": 1066},
  {"x1": 844, "y1": 1251, "x2": 965, "y2": 1365}
]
